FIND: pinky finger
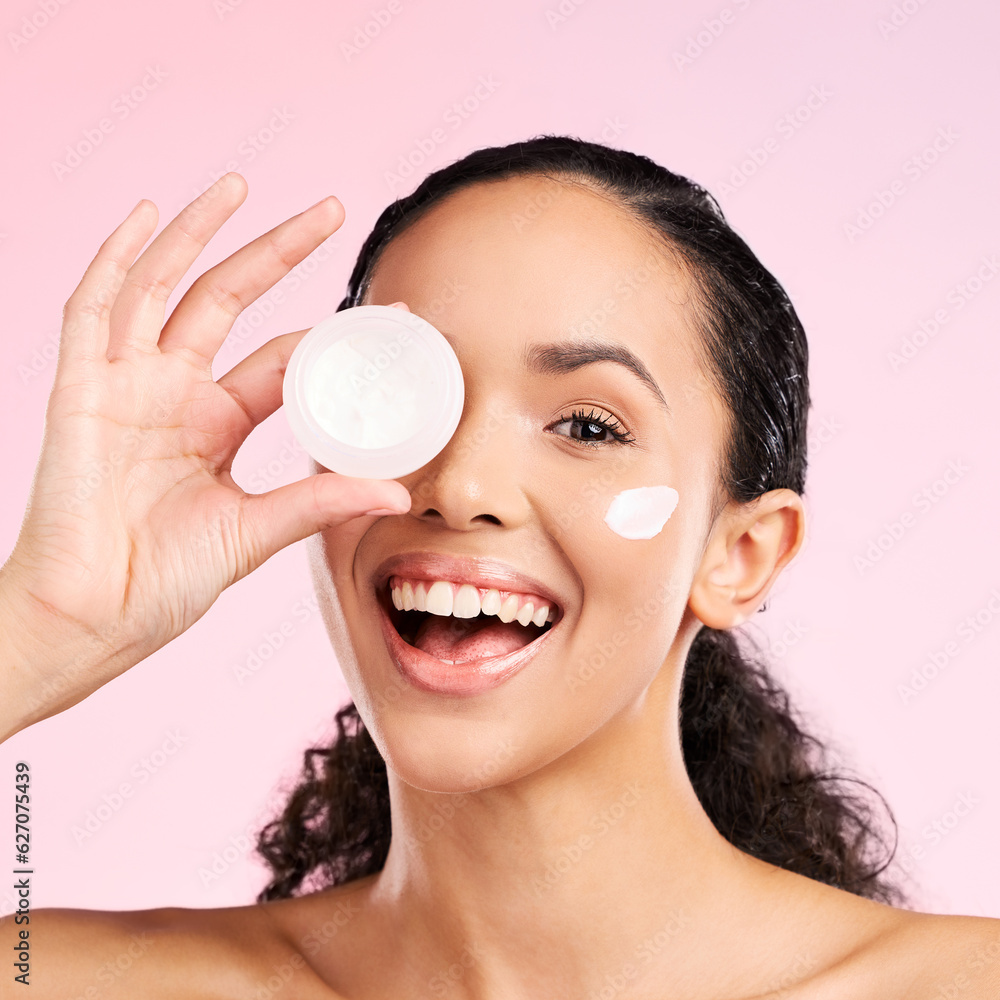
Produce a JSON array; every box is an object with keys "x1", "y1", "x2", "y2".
[{"x1": 57, "y1": 199, "x2": 159, "y2": 373}]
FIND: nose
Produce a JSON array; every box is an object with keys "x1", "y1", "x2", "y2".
[{"x1": 402, "y1": 395, "x2": 529, "y2": 532}]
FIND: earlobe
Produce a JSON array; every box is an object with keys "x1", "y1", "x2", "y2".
[{"x1": 689, "y1": 489, "x2": 806, "y2": 630}]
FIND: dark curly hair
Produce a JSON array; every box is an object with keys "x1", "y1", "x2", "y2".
[{"x1": 254, "y1": 135, "x2": 908, "y2": 906}]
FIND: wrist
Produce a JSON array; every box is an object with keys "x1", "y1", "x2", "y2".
[{"x1": 0, "y1": 563, "x2": 120, "y2": 742}]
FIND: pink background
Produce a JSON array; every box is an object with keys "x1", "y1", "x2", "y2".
[{"x1": 1, "y1": 0, "x2": 997, "y2": 917}]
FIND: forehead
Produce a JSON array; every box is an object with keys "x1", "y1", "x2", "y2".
[
  {"x1": 363, "y1": 176, "x2": 712, "y2": 420},
  {"x1": 363, "y1": 175, "x2": 728, "y2": 501},
  {"x1": 365, "y1": 175, "x2": 695, "y2": 321}
]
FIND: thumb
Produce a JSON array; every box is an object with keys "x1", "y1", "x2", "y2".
[{"x1": 239, "y1": 473, "x2": 411, "y2": 566}]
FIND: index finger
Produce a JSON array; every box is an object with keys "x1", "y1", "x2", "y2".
[{"x1": 57, "y1": 199, "x2": 157, "y2": 375}]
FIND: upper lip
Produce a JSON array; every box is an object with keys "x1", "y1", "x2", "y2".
[{"x1": 372, "y1": 550, "x2": 566, "y2": 620}]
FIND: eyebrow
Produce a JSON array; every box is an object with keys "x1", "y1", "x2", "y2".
[{"x1": 521, "y1": 339, "x2": 671, "y2": 415}]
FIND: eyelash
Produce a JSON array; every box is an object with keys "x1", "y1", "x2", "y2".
[{"x1": 550, "y1": 407, "x2": 637, "y2": 447}]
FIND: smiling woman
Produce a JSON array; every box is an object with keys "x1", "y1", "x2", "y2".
[
  {"x1": 2, "y1": 136, "x2": 998, "y2": 999},
  {"x1": 255, "y1": 136, "x2": 886, "y2": 906},
  {"x1": 241, "y1": 137, "x2": 998, "y2": 995}
]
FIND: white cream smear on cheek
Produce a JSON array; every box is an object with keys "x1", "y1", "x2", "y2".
[{"x1": 604, "y1": 486, "x2": 680, "y2": 539}]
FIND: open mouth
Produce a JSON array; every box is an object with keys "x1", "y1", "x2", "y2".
[{"x1": 376, "y1": 582, "x2": 559, "y2": 664}]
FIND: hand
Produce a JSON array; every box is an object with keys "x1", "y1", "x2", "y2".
[{"x1": 1, "y1": 173, "x2": 411, "y2": 732}]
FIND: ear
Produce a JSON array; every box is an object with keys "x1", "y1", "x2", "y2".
[{"x1": 689, "y1": 488, "x2": 806, "y2": 629}]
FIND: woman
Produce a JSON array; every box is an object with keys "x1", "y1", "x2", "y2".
[{"x1": 2, "y1": 136, "x2": 997, "y2": 998}]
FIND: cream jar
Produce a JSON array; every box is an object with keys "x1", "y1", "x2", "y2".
[{"x1": 282, "y1": 305, "x2": 465, "y2": 479}]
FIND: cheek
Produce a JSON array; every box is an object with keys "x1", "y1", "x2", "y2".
[
  {"x1": 604, "y1": 486, "x2": 680, "y2": 540},
  {"x1": 549, "y1": 478, "x2": 688, "y2": 653},
  {"x1": 565, "y1": 478, "x2": 694, "y2": 662}
]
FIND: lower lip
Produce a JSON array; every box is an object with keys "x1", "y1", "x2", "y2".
[{"x1": 375, "y1": 588, "x2": 560, "y2": 697}]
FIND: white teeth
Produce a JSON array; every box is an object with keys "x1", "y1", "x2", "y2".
[
  {"x1": 481, "y1": 588, "x2": 503, "y2": 616},
  {"x1": 388, "y1": 577, "x2": 556, "y2": 626},
  {"x1": 424, "y1": 580, "x2": 454, "y2": 616},
  {"x1": 452, "y1": 584, "x2": 482, "y2": 619},
  {"x1": 498, "y1": 594, "x2": 520, "y2": 623}
]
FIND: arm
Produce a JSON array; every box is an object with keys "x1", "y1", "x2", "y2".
[{"x1": 0, "y1": 904, "x2": 282, "y2": 999}]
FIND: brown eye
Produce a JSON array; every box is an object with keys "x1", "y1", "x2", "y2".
[{"x1": 550, "y1": 407, "x2": 635, "y2": 446}]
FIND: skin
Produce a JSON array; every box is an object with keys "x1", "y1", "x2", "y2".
[
  {"x1": 2, "y1": 174, "x2": 998, "y2": 1000},
  {"x1": 269, "y1": 177, "x2": 1000, "y2": 997}
]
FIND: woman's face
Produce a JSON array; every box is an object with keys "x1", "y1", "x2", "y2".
[{"x1": 307, "y1": 175, "x2": 731, "y2": 791}]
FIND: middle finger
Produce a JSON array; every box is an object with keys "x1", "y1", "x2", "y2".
[
  {"x1": 157, "y1": 194, "x2": 345, "y2": 371},
  {"x1": 106, "y1": 172, "x2": 249, "y2": 361}
]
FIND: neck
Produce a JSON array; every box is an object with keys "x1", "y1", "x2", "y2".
[{"x1": 364, "y1": 672, "x2": 811, "y2": 999}]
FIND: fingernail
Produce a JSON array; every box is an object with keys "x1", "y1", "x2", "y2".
[{"x1": 364, "y1": 507, "x2": 405, "y2": 516}]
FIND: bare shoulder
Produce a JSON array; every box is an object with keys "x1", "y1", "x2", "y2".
[
  {"x1": 0, "y1": 898, "x2": 336, "y2": 1000},
  {"x1": 885, "y1": 910, "x2": 1000, "y2": 996},
  {"x1": 819, "y1": 907, "x2": 1000, "y2": 999}
]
